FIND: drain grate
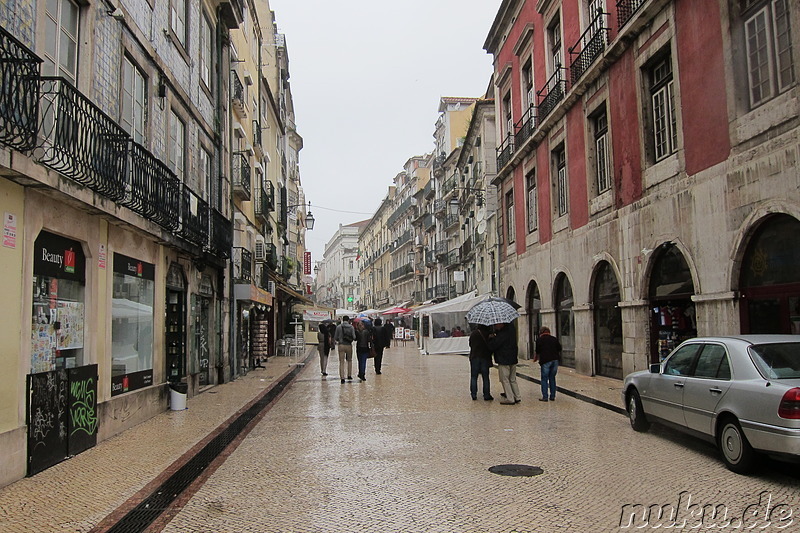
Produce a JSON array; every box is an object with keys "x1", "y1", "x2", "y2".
[
  {"x1": 488, "y1": 464, "x2": 544, "y2": 477},
  {"x1": 105, "y1": 363, "x2": 305, "y2": 533}
]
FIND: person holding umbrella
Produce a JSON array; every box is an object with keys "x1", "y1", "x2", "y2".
[
  {"x1": 468, "y1": 324, "x2": 493, "y2": 401},
  {"x1": 466, "y1": 298, "x2": 521, "y2": 405}
]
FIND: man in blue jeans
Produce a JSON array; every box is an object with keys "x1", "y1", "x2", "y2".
[{"x1": 534, "y1": 326, "x2": 562, "y2": 401}]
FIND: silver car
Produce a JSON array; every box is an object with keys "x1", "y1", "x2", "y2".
[{"x1": 622, "y1": 335, "x2": 800, "y2": 474}]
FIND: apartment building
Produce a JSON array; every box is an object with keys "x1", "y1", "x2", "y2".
[{"x1": 484, "y1": 0, "x2": 799, "y2": 377}]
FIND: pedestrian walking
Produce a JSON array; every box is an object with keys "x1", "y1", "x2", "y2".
[
  {"x1": 334, "y1": 316, "x2": 356, "y2": 384},
  {"x1": 534, "y1": 326, "x2": 562, "y2": 401},
  {"x1": 468, "y1": 324, "x2": 493, "y2": 401},
  {"x1": 316, "y1": 322, "x2": 333, "y2": 376},
  {"x1": 372, "y1": 318, "x2": 390, "y2": 374},
  {"x1": 354, "y1": 319, "x2": 373, "y2": 381},
  {"x1": 384, "y1": 319, "x2": 396, "y2": 349},
  {"x1": 487, "y1": 322, "x2": 520, "y2": 404}
]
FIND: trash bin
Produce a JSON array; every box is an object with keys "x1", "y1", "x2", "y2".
[
  {"x1": 169, "y1": 382, "x2": 188, "y2": 411},
  {"x1": 276, "y1": 339, "x2": 286, "y2": 357}
]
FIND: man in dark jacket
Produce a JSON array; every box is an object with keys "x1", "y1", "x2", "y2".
[
  {"x1": 372, "y1": 318, "x2": 389, "y2": 374},
  {"x1": 487, "y1": 322, "x2": 520, "y2": 404},
  {"x1": 534, "y1": 326, "x2": 562, "y2": 401},
  {"x1": 468, "y1": 325, "x2": 493, "y2": 401}
]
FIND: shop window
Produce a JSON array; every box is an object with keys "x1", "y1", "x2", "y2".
[
  {"x1": 555, "y1": 274, "x2": 575, "y2": 367},
  {"x1": 111, "y1": 253, "x2": 155, "y2": 396},
  {"x1": 526, "y1": 281, "x2": 542, "y2": 359},
  {"x1": 649, "y1": 244, "x2": 697, "y2": 362},
  {"x1": 593, "y1": 261, "x2": 622, "y2": 379},
  {"x1": 31, "y1": 231, "x2": 86, "y2": 373}
]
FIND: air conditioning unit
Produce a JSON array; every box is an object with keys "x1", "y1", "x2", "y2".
[
  {"x1": 254, "y1": 237, "x2": 266, "y2": 261},
  {"x1": 243, "y1": 71, "x2": 254, "y2": 85}
]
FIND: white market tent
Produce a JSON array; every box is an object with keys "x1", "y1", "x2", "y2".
[
  {"x1": 335, "y1": 308, "x2": 359, "y2": 317},
  {"x1": 418, "y1": 291, "x2": 486, "y2": 355}
]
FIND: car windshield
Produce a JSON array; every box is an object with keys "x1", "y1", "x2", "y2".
[{"x1": 749, "y1": 342, "x2": 800, "y2": 379}]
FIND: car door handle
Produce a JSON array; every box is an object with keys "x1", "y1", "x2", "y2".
[
  {"x1": 674, "y1": 382, "x2": 684, "y2": 388},
  {"x1": 709, "y1": 388, "x2": 723, "y2": 394}
]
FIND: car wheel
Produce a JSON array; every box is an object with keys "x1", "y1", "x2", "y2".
[
  {"x1": 717, "y1": 417, "x2": 756, "y2": 474},
  {"x1": 627, "y1": 389, "x2": 650, "y2": 432}
]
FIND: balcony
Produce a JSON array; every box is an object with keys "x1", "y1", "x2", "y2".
[
  {"x1": 231, "y1": 151, "x2": 251, "y2": 200},
  {"x1": 209, "y1": 208, "x2": 232, "y2": 259},
  {"x1": 446, "y1": 248, "x2": 460, "y2": 268},
  {"x1": 422, "y1": 213, "x2": 435, "y2": 232},
  {"x1": 442, "y1": 176, "x2": 456, "y2": 197},
  {"x1": 617, "y1": 0, "x2": 648, "y2": 28},
  {"x1": 435, "y1": 241, "x2": 448, "y2": 258},
  {"x1": 537, "y1": 67, "x2": 567, "y2": 122},
  {"x1": 387, "y1": 196, "x2": 413, "y2": 227},
  {"x1": 395, "y1": 229, "x2": 412, "y2": 248},
  {"x1": 569, "y1": 12, "x2": 608, "y2": 86},
  {"x1": 461, "y1": 235, "x2": 473, "y2": 259},
  {"x1": 435, "y1": 284, "x2": 450, "y2": 299},
  {"x1": 218, "y1": 0, "x2": 244, "y2": 28},
  {"x1": 37, "y1": 77, "x2": 129, "y2": 202},
  {"x1": 444, "y1": 214, "x2": 459, "y2": 230},
  {"x1": 254, "y1": 182, "x2": 270, "y2": 224},
  {"x1": 496, "y1": 133, "x2": 515, "y2": 172},
  {"x1": 231, "y1": 71, "x2": 246, "y2": 117},
  {"x1": 433, "y1": 198, "x2": 447, "y2": 217},
  {"x1": 514, "y1": 105, "x2": 537, "y2": 149},
  {"x1": 252, "y1": 120, "x2": 262, "y2": 156},
  {"x1": 425, "y1": 249, "x2": 436, "y2": 266},
  {"x1": 233, "y1": 247, "x2": 252, "y2": 284},
  {"x1": 389, "y1": 263, "x2": 412, "y2": 282},
  {"x1": 178, "y1": 186, "x2": 209, "y2": 247},
  {"x1": 124, "y1": 140, "x2": 181, "y2": 231},
  {"x1": 0, "y1": 26, "x2": 41, "y2": 151}
]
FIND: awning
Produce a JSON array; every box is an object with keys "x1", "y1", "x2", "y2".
[
  {"x1": 378, "y1": 301, "x2": 411, "y2": 314},
  {"x1": 273, "y1": 279, "x2": 313, "y2": 304},
  {"x1": 419, "y1": 290, "x2": 481, "y2": 314}
]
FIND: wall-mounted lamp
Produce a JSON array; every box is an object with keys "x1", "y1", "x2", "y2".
[
  {"x1": 285, "y1": 200, "x2": 315, "y2": 230},
  {"x1": 107, "y1": 7, "x2": 125, "y2": 20}
]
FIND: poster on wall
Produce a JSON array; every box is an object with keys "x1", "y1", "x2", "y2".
[{"x1": 56, "y1": 301, "x2": 84, "y2": 350}]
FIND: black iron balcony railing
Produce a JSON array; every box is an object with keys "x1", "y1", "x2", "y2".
[
  {"x1": 389, "y1": 263, "x2": 412, "y2": 281},
  {"x1": 232, "y1": 247, "x2": 252, "y2": 283},
  {"x1": 395, "y1": 229, "x2": 412, "y2": 248},
  {"x1": 435, "y1": 284, "x2": 449, "y2": 299},
  {"x1": 254, "y1": 182, "x2": 269, "y2": 223},
  {"x1": 442, "y1": 176, "x2": 456, "y2": 196},
  {"x1": 252, "y1": 120, "x2": 261, "y2": 148},
  {"x1": 537, "y1": 67, "x2": 567, "y2": 121},
  {"x1": 264, "y1": 180, "x2": 275, "y2": 211},
  {"x1": 265, "y1": 242, "x2": 278, "y2": 269},
  {"x1": 387, "y1": 196, "x2": 413, "y2": 227},
  {"x1": 617, "y1": 0, "x2": 648, "y2": 28},
  {"x1": 425, "y1": 249, "x2": 436, "y2": 266},
  {"x1": 0, "y1": 26, "x2": 41, "y2": 151},
  {"x1": 231, "y1": 71, "x2": 245, "y2": 116},
  {"x1": 444, "y1": 214, "x2": 459, "y2": 230},
  {"x1": 231, "y1": 151, "x2": 251, "y2": 199},
  {"x1": 569, "y1": 12, "x2": 608, "y2": 86},
  {"x1": 433, "y1": 198, "x2": 447, "y2": 216},
  {"x1": 515, "y1": 105, "x2": 537, "y2": 148},
  {"x1": 124, "y1": 140, "x2": 181, "y2": 231},
  {"x1": 447, "y1": 248, "x2": 460, "y2": 267},
  {"x1": 178, "y1": 186, "x2": 209, "y2": 246},
  {"x1": 496, "y1": 132, "x2": 515, "y2": 171},
  {"x1": 462, "y1": 235, "x2": 473, "y2": 258},
  {"x1": 209, "y1": 208, "x2": 232, "y2": 259},
  {"x1": 423, "y1": 213, "x2": 435, "y2": 231},
  {"x1": 435, "y1": 241, "x2": 448, "y2": 257},
  {"x1": 37, "y1": 77, "x2": 129, "y2": 201}
]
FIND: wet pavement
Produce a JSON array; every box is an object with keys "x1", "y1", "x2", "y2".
[{"x1": 1, "y1": 342, "x2": 799, "y2": 532}]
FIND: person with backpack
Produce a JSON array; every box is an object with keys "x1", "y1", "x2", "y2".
[{"x1": 334, "y1": 316, "x2": 356, "y2": 384}]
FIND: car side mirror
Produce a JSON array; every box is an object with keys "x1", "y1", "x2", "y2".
[{"x1": 649, "y1": 363, "x2": 661, "y2": 374}]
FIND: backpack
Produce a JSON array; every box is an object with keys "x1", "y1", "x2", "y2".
[{"x1": 341, "y1": 323, "x2": 355, "y2": 343}]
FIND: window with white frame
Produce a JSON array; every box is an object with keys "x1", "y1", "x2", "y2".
[
  {"x1": 549, "y1": 16, "x2": 563, "y2": 71},
  {"x1": 522, "y1": 59, "x2": 534, "y2": 109},
  {"x1": 649, "y1": 54, "x2": 677, "y2": 162},
  {"x1": 554, "y1": 146, "x2": 568, "y2": 216},
  {"x1": 169, "y1": 109, "x2": 185, "y2": 181},
  {"x1": 526, "y1": 169, "x2": 538, "y2": 232},
  {"x1": 506, "y1": 190, "x2": 515, "y2": 244},
  {"x1": 593, "y1": 108, "x2": 610, "y2": 194},
  {"x1": 503, "y1": 91, "x2": 513, "y2": 139},
  {"x1": 121, "y1": 57, "x2": 147, "y2": 145},
  {"x1": 199, "y1": 147, "x2": 212, "y2": 201},
  {"x1": 170, "y1": 0, "x2": 188, "y2": 48},
  {"x1": 200, "y1": 14, "x2": 213, "y2": 90},
  {"x1": 742, "y1": 0, "x2": 795, "y2": 108},
  {"x1": 43, "y1": 0, "x2": 79, "y2": 85}
]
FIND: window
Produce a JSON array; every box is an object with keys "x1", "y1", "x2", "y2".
[
  {"x1": 503, "y1": 91, "x2": 513, "y2": 139},
  {"x1": 649, "y1": 54, "x2": 677, "y2": 162},
  {"x1": 554, "y1": 146, "x2": 568, "y2": 216},
  {"x1": 526, "y1": 169, "x2": 538, "y2": 232},
  {"x1": 43, "y1": 0, "x2": 79, "y2": 85},
  {"x1": 199, "y1": 147, "x2": 212, "y2": 201},
  {"x1": 549, "y1": 17, "x2": 563, "y2": 70},
  {"x1": 200, "y1": 14, "x2": 213, "y2": 90},
  {"x1": 506, "y1": 190, "x2": 515, "y2": 244},
  {"x1": 170, "y1": 0, "x2": 188, "y2": 47},
  {"x1": 593, "y1": 109, "x2": 610, "y2": 194},
  {"x1": 744, "y1": 0, "x2": 795, "y2": 107},
  {"x1": 694, "y1": 345, "x2": 731, "y2": 379},
  {"x1": 169, "y1": 109, "x2": 185, "y2": 181},
  {"x1": 664, "y1": 344, "x2": 701, "y2": 376},
  {"x1": 522, "y1": 59, "x2": 534, "y2": 109},
  {"x1": 121, "y1": 57, "x2": 147, "y2": 145}
]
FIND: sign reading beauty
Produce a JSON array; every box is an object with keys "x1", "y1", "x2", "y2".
[{"x1": 34, "y1": 231, "x2": 86, "y2": 283}]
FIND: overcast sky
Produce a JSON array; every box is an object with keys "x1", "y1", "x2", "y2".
[{"x1": 268, "y1": 0, "x2": 502, "y2": 268}]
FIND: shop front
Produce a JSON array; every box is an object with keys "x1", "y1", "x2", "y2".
[
  {"x1": 593, "y1": 262, "x2": 623, "y2": 379},
  {"x1": 648, "y1": 244, "x2": 697, "y2": 363},
  {"x1": 525, "y1": 281, "x2": 541, "y2": 360},
  {"x1": 555, "y1": 274, "x2": 575, "y2": 368}
]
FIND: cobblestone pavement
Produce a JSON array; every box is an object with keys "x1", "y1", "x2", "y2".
[{"x1": 1, "y1": 343, "x2": 799, "y2": 532}]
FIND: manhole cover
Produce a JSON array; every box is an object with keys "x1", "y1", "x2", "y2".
[{"x1": 488, "y1": 464, "x2": 543, "y2": 477}]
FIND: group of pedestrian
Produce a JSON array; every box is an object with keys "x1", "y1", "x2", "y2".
[
  {"x1": 317, "y1": 316, "x2": 395, "y2": 384},
  {"x1": 468, "y1": 323, "x2": 562, "y2": 404}
]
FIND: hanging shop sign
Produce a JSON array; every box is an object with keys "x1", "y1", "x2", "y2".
[{"x1": 33, "y1": 230, "x2": 86, "y2": 283}]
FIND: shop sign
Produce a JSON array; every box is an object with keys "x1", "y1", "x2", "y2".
[
  {"x1": 34, "y1": 231, "x2": 86, "y2": 283},
  {"x1": 113, "y1": 252, "x2": 155, "y2": 280},
  {"x1": 303, "y1": 309, "x2": 331, "y2": 321},
  {"x1": 111, "y1": 369, "x2": 154, "y2": 397},
  {"x1": 304, "y1": 251, "x2": 312, "y2": 275},
  {"x1": 3, "y1": 212, "x2": 17, "y2": 248},
  {"x1": 98, "y1": 244, "x2": 106, "y2": 269}
]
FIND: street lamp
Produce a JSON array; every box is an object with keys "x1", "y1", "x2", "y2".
[{"x1": 285, "y1": 200, "x2": 315, "y2": 230}]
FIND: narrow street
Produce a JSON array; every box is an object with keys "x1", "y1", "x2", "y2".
[{"x1": 2, "y1": 343, "x2": 799, "y2": 532}]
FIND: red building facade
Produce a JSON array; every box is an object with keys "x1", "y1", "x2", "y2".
[{"x1": 485, "y1": 0, "x2": 800, "y2": 378}]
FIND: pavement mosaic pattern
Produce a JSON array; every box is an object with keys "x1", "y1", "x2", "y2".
[{"x1": 1, "y1": 344, "x2": 799, "y2": 532}]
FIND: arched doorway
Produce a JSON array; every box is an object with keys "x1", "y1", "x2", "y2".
[
  {"x1": 740, "y1": 214, "x2": 800, "y2": 334},
  {"x1": 555, "y1": 274, "x2": 575, "y2": 368},
  {"x1": 593, "y1": 262, "x2": 622, "y2": 379},
  {"x1": 526, "y1": 281, "x2": 541, "y2": 360},
  {"x1": 649, "y1": 244, "x2": 697, "y2": 363}
]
